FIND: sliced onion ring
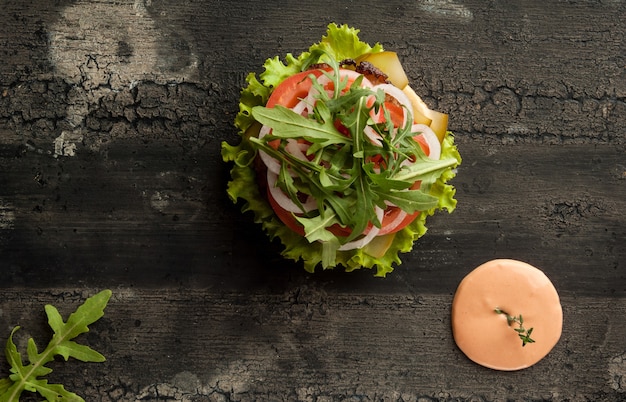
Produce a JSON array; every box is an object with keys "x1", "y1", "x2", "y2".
[
  {"x1": 373, "y1": 83, "x2": 414, "y2": 126},
  {"x1": 338, "y1": 206, "x2": 385, "y2": 251},
  {"x1": 291, "y1": 99, "x2": 309, "y2": 116},
  {"x1": 257, "y1": 125, "x2": 282, "y2": 175},
  {"x1": 412, "y1": 123, "x2": 441, "y2": 160},
  {"x1": 364, "y1": 125, "x2": 383, "y2": 147},
  {"x1": 267, "y1": 170, "x2": 316, "y2": 213},
  {"x1": 285, "y1": 139, "x2": 310, "y2": 163},
  {"x1": 380, "y1": 209, "x2": 408, "y2": 234}
]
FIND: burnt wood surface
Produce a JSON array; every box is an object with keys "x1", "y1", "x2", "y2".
[{"x1": 1, "y1": 1, "x2": 625, "y2": 401}]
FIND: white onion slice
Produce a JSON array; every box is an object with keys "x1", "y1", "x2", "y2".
[
  {"x1": 258, "y1": 124, "x2": 271, "y2": 138},
  {"x1": 411, "y1": 124, "x2": 441, "y2": 160},
  {"x1": 316, "y1": 73, "x2": 332, "y2": 86},
  {"x1": 257, "y1": 127, "x2": 311, "y2": 176},
  {"x1": 338, "y1": 206, "x2": 385, "y2": 251},
  {"x1": 303, "y1": 74, "x2": 328, "y2": 115},
  {"x1": 304, "y1": 91, "x2": 318, "y2": 115},
  {"x1": 285, "y1": 139, "x2": 309, "y2": 163},
  {"x1": 267, "y1": 170, "x2": 316, "y2": 213},
  {"x1": 363, "y1": 125, "x2": 383, "y2": 147},
  {"x1": 291, "y1": 99, "x2": 309, "y2": 116},
  {"x1": 257, "y1": 125, "x2": 282, "y2": 175},
  {"x1": 373, "y1": 83, "x2": 413, "y2": 126},
  {"x1": 380, "y1": 209, "x2": 408, "y2": 234},
  {"x1": 316, "y1": 69, "x2": 374, "y2": 91}
]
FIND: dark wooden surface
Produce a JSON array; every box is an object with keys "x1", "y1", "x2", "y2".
[{"x1": 1, "y1": 1, "x2": 625, "y2": 401}]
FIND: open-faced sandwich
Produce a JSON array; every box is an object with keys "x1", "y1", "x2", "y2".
[{"x1": 222, "y1": 23, "x2": 461, "y2": 276}]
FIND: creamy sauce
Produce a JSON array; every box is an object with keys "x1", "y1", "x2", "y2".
[{"x1": 451, "y1": 259, "x2": 563, "y2": 370}]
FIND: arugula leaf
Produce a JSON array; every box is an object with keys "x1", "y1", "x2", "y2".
[
  {"x1": 392, "y1": 155, "x2": 459, "y2": 183},
  {"x1": 295, "y1": 212, "x2": 340, "y2": 243},
  {"x1": 295, "y1": 213, "x2": 342, "y2": 268},
  {"x1": 0, "y1": 290, "x2": 111, "y2": 402},
  {"x1": 251, "y1": 105, "x2": 349, "y2": 147},
  {"x1": 277, "y1": 162, "x2": 305, "y2": 213},
  {"x1": 373, "y1": 188, "x2": 438, "y2": 214}
]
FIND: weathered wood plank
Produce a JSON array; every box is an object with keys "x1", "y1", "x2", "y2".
[
  {"x1": 0, "y1": 0, "x2": 625, "y2": 401},
  {"x1": 1, "y1": 139, "x2": 623, "y2": 295},
  {"x1": 0, "y1": 288, "x2": 624, "y2": 401}
]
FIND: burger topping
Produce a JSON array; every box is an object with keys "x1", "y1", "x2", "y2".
[
  {"x1": 249, "y1": 56, "x2": 458, "y2": 264},
  {"x1": 222, "y1": 23, "x2": 462, "y2": 275}
]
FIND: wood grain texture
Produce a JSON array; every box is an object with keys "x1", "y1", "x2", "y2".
[
  {"x1": 0, "y1": 0, "x2": 625, "y2": 400},
  {"x1": 0, "y1": 288, "x2": 624, "y2": 401}
]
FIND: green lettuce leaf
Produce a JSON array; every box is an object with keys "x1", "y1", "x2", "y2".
[{"x1": 221, "y1": 23, "x2": 461, "y2": 276}]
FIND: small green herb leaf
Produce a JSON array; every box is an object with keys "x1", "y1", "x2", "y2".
[
  {"x1": 54, "y1": 340, "x2": 105, "y2": 363},
  {"x1": 495, "y1": 307, "x2": 536, "y2": 347},
  {"x1": 392, "y1": 155, "x2": 459, "y2": 183},
  {"x1": 0, "y1": 378, "x2": 11, "y2": 395},
  {"x1": 0, "y1": 289, "x2": 111, "y2": 402},
  {"x1": 296, "y1": 212, "x2": 340, "y2": 244},
  {"x1": 372, "y1": 188, "x2": 439, "y2": 214},
  {"x1": 295, "y1": 213, "x2": 342, "y2": 268}
]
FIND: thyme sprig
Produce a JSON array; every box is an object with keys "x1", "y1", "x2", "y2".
[{"x1": 494, "y1": 307, "x2": 536, "y2": 347}]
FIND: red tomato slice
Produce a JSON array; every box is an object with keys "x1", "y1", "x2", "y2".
[
  {"x1": 267, "y1": 185, "x2": 418, "y2": 238},
  {"x1": 387, "y1": 102, "x2": 405, "y2": 127},
  {"x1": 265, "y1": 70, "x2": 326, "y2": 150},
  {"x1": 413, "y1": 133, "x2": 430, "y2": 156},
  {"x1": 266, "y1": 186, "x2": 306, "y2": 236},
  {"x1": 266, "y1": 186, "x2": 352, "y2": 237},
  {"x1": 266, "y1": 70, "x2": 324, "y2": 109},
  {"x1": 374, "y1": 207, "x2": 420, "y2": 236}
]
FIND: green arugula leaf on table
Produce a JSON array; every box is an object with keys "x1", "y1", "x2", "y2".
[{"x1": 0, "y1": 289, "x2": 112, "y2": 402}]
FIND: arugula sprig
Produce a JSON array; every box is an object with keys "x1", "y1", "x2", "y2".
[
  {"x1": 0, "y1": 290, "x2": 111, "y2": 402},
  {"x1": 250, "y1": 54, "x2": 457, "y2": 247}
]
